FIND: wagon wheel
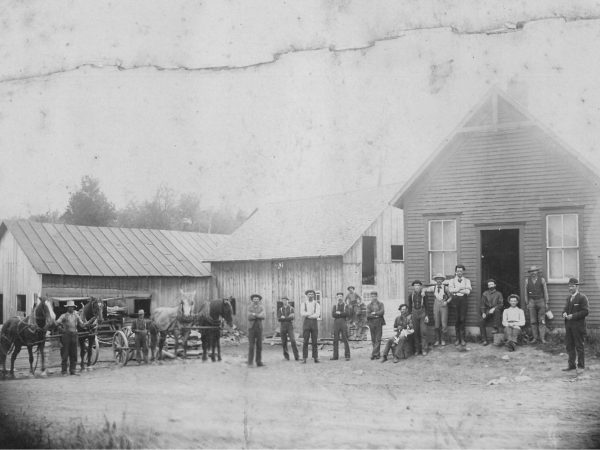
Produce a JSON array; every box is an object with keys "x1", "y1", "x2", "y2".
[
  {"x1": 112, "y1": 330, "x2": 129, "y2": 366},
  {"x1": 90, "y1": 335, "x2": 100, "y2": 365}
]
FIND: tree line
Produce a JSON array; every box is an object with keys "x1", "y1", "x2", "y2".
[{"x1": 28, "y1": 175, "x2": 248, "y2": 234}]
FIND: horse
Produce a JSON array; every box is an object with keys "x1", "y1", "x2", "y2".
[
  {"x1": 151, "y1": 290, "x2": 195, "y2": 360},
  {"x1": 78, "y1": 297, "x2": 104, "y2": 370},
  {"x1": 0, "y1": 296, "x2": 56, "y2": 379},
  {"x1": 197, "y1": 297, "x2": 234, "y2": 362}
]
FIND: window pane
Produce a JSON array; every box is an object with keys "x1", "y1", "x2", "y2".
[
  {"x1": 548, "y1": 249, "x2": 563, "y2": 279},
  {"x1": 547, "y1": 215, "x2": 562, "y2": 247},
  {"x1": 563, "y1": 214, "x2": 578, "y2": 247},
  {"x1": 443, "y1": 220, "x2": 456, "y2": 251},
  {"x1": 430, "y1": 252, "x2": 444, "y2": 276},
  {"x1": 443, "y1": 252, "x2": 457, "y2": 277},
  {"x1": 563, "y1": 249, "x2": 579, "y2": 278},
  {"x1": 429, "y1": 221, "x2": 442, "y2": 251}
]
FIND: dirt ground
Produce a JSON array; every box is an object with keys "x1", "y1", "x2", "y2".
[{"x1": 1, "y1": 337, "x2": 599, "y2": 449}]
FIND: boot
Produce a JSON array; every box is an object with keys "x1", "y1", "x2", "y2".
[
  {"x1": 460, "y1": 330, "x2": 467, "y2": 346},
  {"x1": 433, "y1": 330, "x2": 440, "y2": 346},
  {"x1": 539, "y1": 325, "x2": 547, "y2": 344},
  {"x1": 531, "y1": 325, "x2": 539, "y2": 343}
]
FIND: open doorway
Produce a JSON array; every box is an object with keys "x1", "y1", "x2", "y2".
[
  {"x1": 480, "y1": 229, "x2": 520, "y2": 306},
  {"x1": 362, "y1": 236, "x2": 376, "y2": 285}
]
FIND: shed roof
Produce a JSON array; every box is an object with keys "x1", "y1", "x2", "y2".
[
  {"x1": 206, "y1": 184, "x2": 402, "y2": 262},
  {"x1": 0, "y1": 220, "x2": 228, "y2": 277}
]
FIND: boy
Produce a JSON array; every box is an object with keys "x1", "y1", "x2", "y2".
[{"x1": 502, "y1": 294, "x2": 525, "y2": 351}]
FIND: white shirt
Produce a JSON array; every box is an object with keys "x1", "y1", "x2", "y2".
[
  {"x1": 447, "y1": 276, "x2": 472, "y2": 296},
  {"x1": 301, "y1": 300, "x2": 321, "y2": 319},
  {"x1": 502, "y1": 307, "x2": 525, "y2": 327}
]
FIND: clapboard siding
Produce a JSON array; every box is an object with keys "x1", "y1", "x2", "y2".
[
  {"x1": 0, "y1": 230, "x2": 43, "y2": 320},
  {"x1": 401, "y1": 122, "x2": 600, "y2": 329}
]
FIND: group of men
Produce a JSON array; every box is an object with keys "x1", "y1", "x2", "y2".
[{"x1": 246, "y1": 263, "x2": 589, "y2": 373}]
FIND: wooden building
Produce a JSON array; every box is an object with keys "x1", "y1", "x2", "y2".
[
  {"x1": 207, "y1": 185, "x2": 405, "y2": 336},
  {"x1": 392, "y1": 89, "x2": 600, "y2": 333},
  {"x1": 0, "y1": 220, "x2": 227, "y2": 322}
]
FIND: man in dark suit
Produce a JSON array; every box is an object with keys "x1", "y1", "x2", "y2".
[
  {"x1": 562, "y1": 278, "x2": 589, "y2": 373},
  {"x1": 278, "y1": 297, "x2": 299, "y2": 361}
]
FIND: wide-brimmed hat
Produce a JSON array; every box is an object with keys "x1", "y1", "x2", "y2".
[
  {"x1": 347, "y1": 286, "x2": 355, "y2": 291},
  {"x1": 527, "y1": 265, "x2": 542, "y2": 273},
  {"x1": 487, "y1": 278, "x2": 496, "y2": 285},
  {"x1": 250, "y1": 294, "x2": 262, "y2": 301},
  {"x1": 66, "y1": 300, "x2": 76, "y2": 308},
  {"x1": 281, "y1": 296, "x2": 289, "y2": 301},
  {"x1": 568, "y1": 277, "x2": 579, "y2": 285},
  {"x1": 411, "y1": 280, "x2": 422, "y2": 286},
  {"x1": 336, "y1": 292, "x2": 344, "y2": 296},
  {"x1": 432, "y1": 273, "x2": 445, "y2": 281},
  {"x1": 304, "y1": 289, "x2": 315, "y2": 296}
]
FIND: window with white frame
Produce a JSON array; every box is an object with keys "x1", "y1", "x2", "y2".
[
  {"x1": 429, "y1": 219, "x2": 457, "y2": 278},
  {"x1": 547, "y1": 214, "x2": 579, "y2": 281}
]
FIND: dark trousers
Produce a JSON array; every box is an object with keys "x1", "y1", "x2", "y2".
[
  {"x1": 302, "y1": 318, "x2": 318, "y2": 360},
  {"x1": 332, "y1": 318, "x2": 350, "y2": 359},
  {"x1": 565, "y1": 325, "x2": 585, "y2": 369},
  {"x1": 135, "y1": 331, "x2": 149, "y2": 363},
  {"x1": 280, "y1": 322, "x2": 299, "y2": 360},
  {"x1": 480, "y1": 307, "x2": 503, "y2": 342},
  {"x1": 248, "y1": 322, "x2": 263, "y2": 364},
  {"x1": 453, "y1": 295, "x2": 468, "y2": 339},
  {"x1": 61, "y1": 332, "x2": 78, "y2": 374},
  {"x1": 368, "y1": 319, "x2": 383, "y2": 358},
  {"x1": 412, "y1": 309, "x2": 428, "y2": 353}
]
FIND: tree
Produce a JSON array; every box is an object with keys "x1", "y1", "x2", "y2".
[
  {"x1": 61, "y1": 176, "x2": 116, "y2": 226},
  {"x1": 29, "y1": 210, "x2": 62, "y2": 224}
]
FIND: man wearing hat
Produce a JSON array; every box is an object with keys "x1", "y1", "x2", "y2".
[
  {"x1": 247, "y1": 294, "x2": 266, "y2": 367},
  {"x1": 55, "y1": 300, "x2": 90, "y2": 376},
  {"x1": 562, "y1": 278, "x2": 589, "y2": 373},
  {"x1": 344, "y1": 286, "x2": 361, "y2": 338},
  {"x1": 366, "y1": 291, "x2": 385, "y2": 360},
  {"x1": 131, "y1": 309, "x2": 150, "y2": 365},
  {"x1": 407, "y1": 281, "x2": 429, "y2": 356},
  {"x1": 300, "y1": 289, "x2": 321, "y2": 363},
  {"x1": 423, "y1": 274, "x2": 450, "y2": 346},
  {"x1": 523, "y1": 265, "x2": 549, "y2": 344},
  {"x1": 447, "y1": 264, "x2": 472, "y2": 346},
  {"x1": 331, "y1": 292, "x2": 351, "y2": 361},
  {"x1": 278, "y1": 296, "x2": 299, "y2": 361},
  {"x1": 479, "y1": 279, "x2": 504, "y2": 346}
]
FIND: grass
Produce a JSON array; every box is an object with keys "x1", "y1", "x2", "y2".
[{"x1": 0, "y1": 412, "x2": 159, "y2": 449}]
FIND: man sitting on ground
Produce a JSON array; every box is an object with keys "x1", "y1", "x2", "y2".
[{"x1": 381, "y1": 304, "x2": 414, "y2": 363}]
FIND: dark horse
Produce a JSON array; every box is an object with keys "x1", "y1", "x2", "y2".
[
  {"x1": 0, "y1": 296, "x2": 56, "y2": 378},
  {"x1": 197, "y1": 297, "x2": 234, "y2": 362},
  {"x1": 78, "y1": 297, "x2": 104, "y2": 370}
]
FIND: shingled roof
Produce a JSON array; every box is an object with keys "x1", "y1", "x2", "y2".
[
  {"x1": 0, "y1": 220, "x2": 228, "y2": 277},
  {"x1": 206, "y1": 184, "x2": 402, "y2": 262}
]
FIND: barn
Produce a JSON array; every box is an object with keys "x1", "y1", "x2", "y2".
[
  {"x1": 392, "y1": 88, "x2": 600, "y2": 334},
  {"x1": 0, "y1": 220, "x2": 228, "y2": 322},
  {"x1": 207, "y1": 185, "x2": 405, "y2": 336}
]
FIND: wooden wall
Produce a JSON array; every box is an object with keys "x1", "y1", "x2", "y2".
[
  {"x1": 0, "y1": 230, "x2": 43, "y2": 321},
  {"x1": 212, "y1": 257, "x2": 344, "y2": 336},
  {"x1": 401, "y1": 126, "x2": 600, "y2": 329}
]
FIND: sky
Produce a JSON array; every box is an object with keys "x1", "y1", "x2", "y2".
[{"x1": 1, "y1": 1, "x2": 600, "y2": 221}]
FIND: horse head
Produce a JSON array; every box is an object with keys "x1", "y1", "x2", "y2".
[
  {"x1": 222, "y1": 297, "x2": 234, "y2": 328},
  {"x1": 92, "y1": 297, "x2": 104, "y2": 324},
  {"x1": 36, "y1": 296, "x2": 56, "y2": 332},
  {"x1": 178, "y1": 289, "x2": 195, "y2": 319}
]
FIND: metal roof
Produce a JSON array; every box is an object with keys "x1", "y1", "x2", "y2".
[
  {"x1": 0, "y1": 220, "x2": 228, "y2": 277},
  {"x1": 206, "y1": 184, "x2": 403, "y2": 262}
]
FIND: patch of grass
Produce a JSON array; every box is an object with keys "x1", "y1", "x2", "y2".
[{"x1": 0, "y1": 412, "x2": 159, "y2": 449}]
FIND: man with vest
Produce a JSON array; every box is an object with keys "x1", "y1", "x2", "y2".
[
  {"x1": 366, "y1": 291, "x2": 385, "y2": 360},
  {"x1": 331, "y1": 292, "x2": 351, "y2": 361},
  {"x1": 562, "y1": 278, "x2": 589, "y2": 373},
  {"x1": 447, "y1": 264, "x2": 472, "y2": 346},
  {"x1": 132, "y1": 309, "x2": 150, "y2": 365},
  {"x1": 407, "y1": 280, "x2": 430, "y2": 356},
  {"x1": 248, "y1": 294, "x2": 266, "y2": 367},
  {"x1": 278, "y1": 296, "x2": 299, "y2": 361},
  {"x1": 300, "y1": 289, "x2": 321, "y2": 363},
  {"x1": 423, "y1": 273, "x2": 450, "y2": 346},
  {"x1": 523, "y1": 265, "x2": 550, "y2": 344}
]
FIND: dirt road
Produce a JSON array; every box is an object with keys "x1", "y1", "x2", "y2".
[{"x1": 1, "y1": 340, "x2": 599, "y2": 448}]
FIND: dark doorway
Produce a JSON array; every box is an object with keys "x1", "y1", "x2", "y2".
[
  {"x1": 0, "y1": 294, "x2": 3, "y2": 323},
  {"x1": 362, "y1": 236, "x2": 377, "y2": 285},
  {"x1": 481, "y1": 229, "x2": 520, "y2": 306}
]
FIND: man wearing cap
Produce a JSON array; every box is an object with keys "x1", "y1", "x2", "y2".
[
  {"x1": 523, "y1": 265, "x2": 550, "y2": 344},
  {"x1": 562, "y1": 278, "x2": 589, "y2": 373},
  {"x1": 344, "y1": 286, "x2": 361, "y2": 338},
  {"x1": 131, "y1": 309, "x2": 150, "y2": 365},
  {"x1": 331, "y1": 292, "x2": 351, "y2": 361},
  {"x1": 479, "y1": 279, "x2": 504, "y2": 346},
  {"x1": 423, "y1": 274, "x2": 450, "y2": 346},
  {"x1": 381, "y1": 304, "x2": 414, "y2": 363},
  {"x1": 247, "y1": 294, "x2": 266, "y2": 367},
  {"x1": 407, "y1": 281, "x2": 429, "y2": 356},
  {"x1": 55, "y1": 300, "x2": 90, "y2": 376},
  {"x1": 278, "y1": 297, "x2": 299, "y2": 361},
  {"x1": 300, "y1": 289, "x2": 321, "y2": 363},
  {"x1": 366, "y1": 291, "x2": 385, "y2": 360},
  {"x1": 447, "y1": 264, "x2": 472, "y2": 346},
  {"x1": 502, "y1": 294, "x2": 525, "y2": 351}
]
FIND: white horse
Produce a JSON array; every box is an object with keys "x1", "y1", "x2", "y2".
[{"x1": 151, "y1": 290, "x2": 195, "y2": 360}]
